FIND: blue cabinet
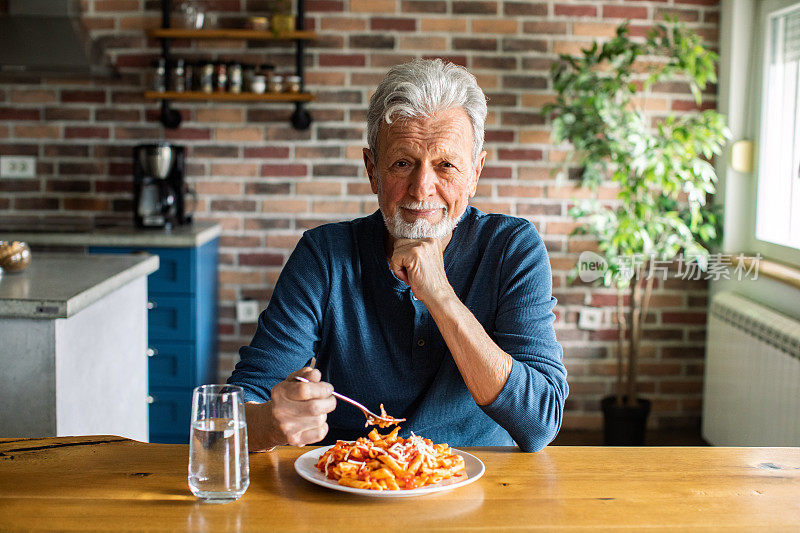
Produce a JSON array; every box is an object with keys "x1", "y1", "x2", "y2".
[{"x1": 90, "y1": 238, "x2": 218, "y2": 443}]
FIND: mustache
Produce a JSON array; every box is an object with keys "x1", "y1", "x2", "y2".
[{"x1": 399, "y1": 202, "x2": 446, "y2": 210}]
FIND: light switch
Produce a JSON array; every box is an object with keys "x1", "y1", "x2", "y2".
[
  {"x1": 236, "y1": 300, "x2": 260, "y2": 323},
  {"x1": 578, "y1": 307, "x2": 604, "y2": 331},
  {"x1": 0, "y1": 156, "x2": 36, "y2": 178}
]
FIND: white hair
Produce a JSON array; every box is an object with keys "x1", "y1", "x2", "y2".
[{"x1": 366, "y1": 58, "x2": 488, "y2": 166}]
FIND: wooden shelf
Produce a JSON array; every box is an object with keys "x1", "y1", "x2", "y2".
[
  {"x1": 147, "y1": 29, "x2": 317, "y2": 41},
  {"x1": 144, "y1": 91, "x2": 313, "y2": 102}
]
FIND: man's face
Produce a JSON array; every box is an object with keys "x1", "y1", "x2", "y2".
[{"x1": 364, "y1": 107, "x2": 486, "y2": 240}]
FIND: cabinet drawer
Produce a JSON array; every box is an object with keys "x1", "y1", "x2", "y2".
[
  {"x1": 89, "y1": 246, "x2": 195, "y2": 294},
  {"x1": 149, "y1": 389, "x2": 192, "y2": 443},
  {"x1": 148, "y1": 295, "x2": 195, "y2": 341},
  {"x1": 147, "y1": 248, "x2": 194, "y2": 293},
  {"x1": 148, "y1": 341, "x2": 195, "y2": 388}
]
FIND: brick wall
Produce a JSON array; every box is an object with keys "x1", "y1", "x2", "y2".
[{"x1": 0, "y1": 0, "x2": 720, "y2": 431}]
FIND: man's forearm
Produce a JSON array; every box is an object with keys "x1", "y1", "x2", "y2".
[
  {"x1": 425, "y1": 289, "x2": 513, "y2": 406},
  {"x1": 245, "y1": 401, "x2": 281, "y2": 451}
]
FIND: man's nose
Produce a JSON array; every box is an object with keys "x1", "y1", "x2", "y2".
[{"x1": 407, "y1": 163, "x2": 436, "y2": 199}]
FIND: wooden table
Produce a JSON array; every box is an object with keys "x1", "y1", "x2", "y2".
[{"x1": 1, "y1": 436, "x2": 799, "y2": 531}]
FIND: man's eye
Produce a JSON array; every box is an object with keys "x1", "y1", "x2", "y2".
[
  {"x1": 441, "y1": 162, "x2": 454, "y2": 168},
  {"x1": 394, "y1": 161, "x2": 409, "y2": 168}
]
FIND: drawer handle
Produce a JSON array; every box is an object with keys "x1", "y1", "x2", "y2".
[
  {"x1": 147, "y1": 300, "x2": 157, "y2": 310},
  {"x1": 146, "y1": 347, "x2": 158, "y2": 357},
  {"x1": 147, "y1": 395, "x2": 155, "y2": 404}
]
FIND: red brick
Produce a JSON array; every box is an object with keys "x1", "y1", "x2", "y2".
[
  {"x1": 498, "y1": 148, "x2": 543, "y2": 161},
  {"x1": 319, "y1": 53, "x2": 366, "y2": 67},
  {"x1": 453, "y1": 1, "x2": 498, "y2": 15},
  {"x1": 402, "y1": 1, "x2": 447, "y2": 13},
  {"x1": 603, "y1": 5, "x2": 649, "y2": 19},
  {"x1": 61, "y1": 90, "x2": 106, "y2": 104},
  {"x1": 260, "y1": 164, "x2": 309, "y2": 177},
  {"x1": 45, "y1": 108, "x2": 92, "y2": 121},
  {"x1": 64, "y1": 127, "x2": 109, "y2": 139},
  {"x1": 63, "y1": 198, "x2": 110, "y2": 211},
  {"x1": 306, "y1": 0, "x2": 344, "y2": 11},
  {"x1": 243, "y1": 147, "x2": 291, "y2": 159},
  {"x1": 14, "y1": 198, "x2": 59, "y2": 210},
  {"x1": 480, "y1": 166, "x2": 512, "y2": 179},
  {"x1": 239, "y1": 253, "x2": 285, "y2": 266},
  {"x1": 554, "y1": 4, "x2": 598, "y2": 17},
  {"x1": 14, "y1": 125, "x2": 60, "y2": 138},
  {"x1": 371, "y1": 18, "x2": 416, "y2": 31},
  {"x1": 0, "y1": 108, "x2": 40, "y2": 120},
  {"x1": 662, "y1": 312, "x2": 707, "y2": 325}
]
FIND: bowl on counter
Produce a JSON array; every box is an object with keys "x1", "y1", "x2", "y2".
[{"x1": 0, "y1": 241, "x2": 32, "y2": 274}]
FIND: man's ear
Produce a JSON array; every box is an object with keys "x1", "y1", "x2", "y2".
[
  {"x1": 364, "y1": 148, "x2": 379, "y2": 194},
  {"x1": 469, "y1": 150, "x2": 487, "y2": 198}
]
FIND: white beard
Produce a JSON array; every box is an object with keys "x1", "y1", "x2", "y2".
[{"x1": 382, "y1": 201, "x2": 459, "y2": 239}]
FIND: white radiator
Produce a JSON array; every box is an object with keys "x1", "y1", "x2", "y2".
[{"x1": 703, "y1": 292, "x2": 800, "y2": 446}]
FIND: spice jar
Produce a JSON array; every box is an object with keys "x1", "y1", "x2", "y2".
[
  {"x1": 152, "y1": 58, "x2": 166, "y2": 92},
  {"x1": 200, "y1": 60, "x2": 214, "y2": 93},
  {"x1": 228, "y1": 62, "x2": 243, "y2": 94},
  {"x1": 214, "y1": 61, "x2": 228, "y2": 92},
  {"x1": 172, "y1": 59, "x2": 185, "y2": 93},
  {"x1": 250, "y1": 75, "x2": 266, "y2": 94},
  {"x1": 267, "y1": 74, "x2": 283, "y2": 93},
  {"x1": 284, "y1": 75, "x2": 301, "y2": 93},
  {"x1": 248, "y1": 16, "x2": 268, "y2": 32}
]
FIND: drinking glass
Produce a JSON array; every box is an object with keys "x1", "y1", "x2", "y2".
[{"x1": 188, "y1": 384, "x2": 249, "y2": 503}]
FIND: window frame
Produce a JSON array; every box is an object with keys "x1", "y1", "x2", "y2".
[{"x1": 748, "y1": 0, "x2": 800, "y2": 266}]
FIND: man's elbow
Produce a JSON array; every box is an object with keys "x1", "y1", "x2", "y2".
[
  {"x1": 517, "y1": 416, "x2": 561, "y2": 452},
  {"x1": 518, "y1": 382, "x2": 567, "y2": 452}
]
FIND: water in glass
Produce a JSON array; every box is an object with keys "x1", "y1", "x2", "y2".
[{"x1": 188, "y1": 385, "x2": 249, "y2": 503}]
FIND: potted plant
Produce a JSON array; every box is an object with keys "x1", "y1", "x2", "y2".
[{"x1": 544, "y1": 20, "x2": 730, "y2": 445}]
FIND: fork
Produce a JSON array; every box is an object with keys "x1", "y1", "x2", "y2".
[{"x1": 293, "y1": 375, "x2": 405, "y2": 426}]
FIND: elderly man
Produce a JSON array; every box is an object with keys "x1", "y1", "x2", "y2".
[{"x1": 229, "y1": 59, "x2": 568, "y2": 453}]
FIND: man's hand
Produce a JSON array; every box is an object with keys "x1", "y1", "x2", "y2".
[
  {"x1": 246, "y1": 365, "x2": 336, "y2": 450},
  {"x1": 388, "y1": 238, "x2": 455, "y2": 304}
]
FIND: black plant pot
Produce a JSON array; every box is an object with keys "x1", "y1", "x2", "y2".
[{"x1": 601, "y1": 396, "x2": 651, "y2": 446}]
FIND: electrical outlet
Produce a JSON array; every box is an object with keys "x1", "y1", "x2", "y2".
[
  {"x1": 236, "y1": 300, "x2": 260, "y2": 323},
  {"x1": 0, "y1": 156, "x2": 36, "y2": 178},
  {"x1": 578, "y1": 307, "x2": 604, "y2": 331}
]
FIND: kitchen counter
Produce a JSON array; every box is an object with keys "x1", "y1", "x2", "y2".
[
  {"x1": 1, "y1": 436, "x2": 799, "y2": 531},
  {"x1": 0, "y1": 253, "x2": 157, "y2": 441},
  {"x1": 2, "y1": 220, "x2": 221, "y2": 248},
  {"x1": 0, "y1": 253, "x2": 159, "y2": 318}
]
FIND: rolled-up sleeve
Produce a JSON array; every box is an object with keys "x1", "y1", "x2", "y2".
[{"x1": 479, "y1": 223, "x2": 568, "y2": 452}]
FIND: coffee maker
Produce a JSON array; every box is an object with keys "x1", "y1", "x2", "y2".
[{"x1": 132, "y1": 143, "x2": 192, "y2": 229}]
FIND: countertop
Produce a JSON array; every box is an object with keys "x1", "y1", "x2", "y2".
[
  {"x1": 1, "y1": 436, "x2": 799, "y2": 531},
  {"x1": 0, "y1": 253, "x2": 159, "y2": 318},
  {"x1": 1, "y1": 221, "x2": 221, "y2": 248}
]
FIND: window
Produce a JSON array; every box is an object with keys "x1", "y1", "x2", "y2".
[{"x1": 755, "y1": 2, "x2": 800, "y2": 251}]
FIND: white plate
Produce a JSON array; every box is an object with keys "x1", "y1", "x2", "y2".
[{"x1": 294, "y1": 444, "x2": 485, "y2": 498}]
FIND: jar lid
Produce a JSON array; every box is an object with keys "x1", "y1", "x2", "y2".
[
  {"x1": 269, "y1": 75, "x2": 284, "y2": 81},
  {"x1": 286, "y1": 75, "x2": 301, "y2": 82}
]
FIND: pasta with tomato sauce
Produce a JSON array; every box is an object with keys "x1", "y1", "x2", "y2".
[{"x1": 315, "y1": 426, "x2": 466, "y2": 491}]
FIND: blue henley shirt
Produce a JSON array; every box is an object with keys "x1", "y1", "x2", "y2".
[{"x1": 229, "y1": 206, "x2": 568, "y2": 452}]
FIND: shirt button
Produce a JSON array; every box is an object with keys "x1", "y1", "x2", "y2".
[{"x1": 417, "y1": 339, "x2": 425, "y2": 347}]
